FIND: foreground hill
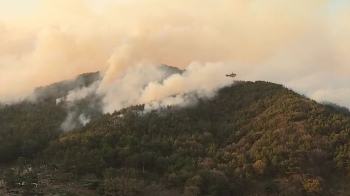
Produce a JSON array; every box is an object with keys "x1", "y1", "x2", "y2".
[
  {"x1": 1, "y1": 80, "x2": 350, "y2": 195},
  {"x1": 0, "y1": 72, "x2": 102, "y2": 164},
  {"x1": 0, "y1": 65, "x2": 184, "y2": 165},
  {"x1": 14, "y1": 81, "x2": 348, "y2": 195}
]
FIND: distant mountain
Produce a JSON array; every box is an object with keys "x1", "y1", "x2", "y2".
[
  {"x1": 32, "y1": 64, "x2": 184, "y2": 102},
  {"x1": 33, "y1": 71, "x2": 101, "y2": 101},
  {"x1": 158, "y1": 63, "x2": 185, "y2": 75},
  {"x1": 322, "y1": 101, "x2": 350, "y2": 114}
]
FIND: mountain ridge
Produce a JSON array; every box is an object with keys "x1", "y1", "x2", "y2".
[
  {"x1": 41, "y1": 81, "x2": 350, "y2": 195},
  {"x1": 1, "y1": 78, "x2": 350, "y2": 195}
]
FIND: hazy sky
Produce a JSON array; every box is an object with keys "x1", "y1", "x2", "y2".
[
  {"x1": 0, "y1": 0, "x2": 349, "y2": 18},
  {"x1": 0, "y1": 0, "x2": 36, "y2": 19},
  {"x1": 0, "y1": 0, "x2": 350, "y2": 109}
]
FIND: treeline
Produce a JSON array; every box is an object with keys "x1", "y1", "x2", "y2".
[
  {"x1": 0, "y1": 100, "x2": 65, "y2": 163},
  {"x1": 0, "y1": 72, "x2": 102, "y2": 164},
  {"x1": 33, "y1": 71, "x2": 100, "y2": 101},
  {"x1": 32, "y1": 81, "x2": 350, "y2": 195}
]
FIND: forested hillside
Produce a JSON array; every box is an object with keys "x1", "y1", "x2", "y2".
[
  {"x1": 0, "y1": 100, "x2": 65, "y2": 163},
  {"x1": 0, "y1": 72, "x2": 102, "y2": 164},
  {"x1": 1, "y1": 80, "x2": 350, "y2": 195}
]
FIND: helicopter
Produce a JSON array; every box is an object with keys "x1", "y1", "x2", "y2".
[{"x1": 226, "y1": 72, "x2": 236, "y2": 77}]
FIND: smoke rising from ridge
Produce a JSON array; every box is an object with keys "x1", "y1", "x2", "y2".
[
  {"x1": 98, "y1": 62, "x2": 235, "y2": 113},
  {"x1": 0, "y1": 0, "x2": 350, "y2": 109}
]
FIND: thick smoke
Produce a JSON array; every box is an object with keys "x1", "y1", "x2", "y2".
[
  {"x1": 0, "y1": 0, "x2": 350, "y2": 109},
  {"x1": 50, "y1": 61, "x2": 234, "y2": 116},
  {"x1": 66, "y1": 80, "x2": 100, "y2": 102},
  {"x1": 98, "y1": 62, "x2": 235, "y2": 113}
]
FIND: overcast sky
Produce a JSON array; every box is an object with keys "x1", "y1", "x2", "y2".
[{"x1": 0, "y1": 0, "x2": 349, "y2": 109}]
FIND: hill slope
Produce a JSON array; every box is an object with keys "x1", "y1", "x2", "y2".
[
  {"x1": 0, "y1": 65, "x2": 185, "y2": 165},
  {"x1": 0, "y1": 72, "x2": 102, "y2": 164},
  {"x1": 18, "y1": 81, "x2": 350, "y2": 195}
]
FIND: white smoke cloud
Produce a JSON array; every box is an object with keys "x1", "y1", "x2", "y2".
[
  {"x1": 60, "y1": 112, "x2": 77, "y2": 132},
  {"x1": 143, "y1": 94, "x2": 197, "y2": 113},
  {"x1": 55, "y1": 97, "x2": 64, "y2": 105},
  {"x1": 141, "y1": 62, "x2": 233, "y2": 102},
  {"x1": 97, "y1": 62, "x2": 176, "y2": 113},
  {"x1": 66, "y1": 80, "x2": 100, "y2": 102},
  {"x1": 60, "y1": 112, "x2": 92, "y2": 131},
  {"x1": 96, "y1": 61, "x2": 235, "y2": 113},
  {"x1": 56, "y1": 80, "x2": 100, "y2": 131},
  {"x1": 78, "y1": 113, "x2": 91, "y2": 126},
  {"x1": 310, "y1": 88, "x2": 350, "y2": 108}
]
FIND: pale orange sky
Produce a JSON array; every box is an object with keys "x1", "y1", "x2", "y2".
[{"x1": 0, "y1": 0, "x2": 350, "y2": 109}]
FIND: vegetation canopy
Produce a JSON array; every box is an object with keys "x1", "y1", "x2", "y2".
[{"x1": 1, "y1": 79, "x2": 350, "y2": 195}]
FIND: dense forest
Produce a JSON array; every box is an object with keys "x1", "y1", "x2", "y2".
[
  {"x1": 0, "y1": 72, "x2": 102, "y2": 164},
  {"x1": 1, "y1": 78, "x2": 350, "y2": 195}
]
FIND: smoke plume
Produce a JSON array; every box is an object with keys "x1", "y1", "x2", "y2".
[
  {"x1": 60, "y1": 112, "x2": 77, "y2": 132},
  {"x1": 66, "y1": 81, "x2": 100, "y2": 102},
  {"x1": 98, "y1": 62, "x2": 235, "y2": 113},
  {"x1": 78, "y1": 113, "x2": 91, "y2": 126},
  {"x1": 0, "y1": 0, "x2": 350, "y2": 109}
]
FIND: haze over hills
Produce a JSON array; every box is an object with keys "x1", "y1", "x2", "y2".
[
  {"x1": 6, "y1": 63, "x2": 235, "y2": 133},
  {"x1": 1, "y1": 75, "x2": 350, "y2": 195},
  {"x1": 33, "y1": 71, "x2": 101, "y2": 102},
  {"x1": 1, "y1": 1, "x2": 350, "y2": 195},
  {"x1": 1, "y1": 0, "x2": 350, "y2": 109}
]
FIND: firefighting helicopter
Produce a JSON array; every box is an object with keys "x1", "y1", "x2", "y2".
[{"x1": 226, "y1": 72, "x2": 236, "y2": 77}]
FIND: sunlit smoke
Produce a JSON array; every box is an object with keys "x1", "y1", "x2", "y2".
[
  {"x1": 98, "y1": 62, "x2": 235, "y2": 113},
  {"x1": 0, "y1": 0, "x2": 349, "y2": 109}
]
